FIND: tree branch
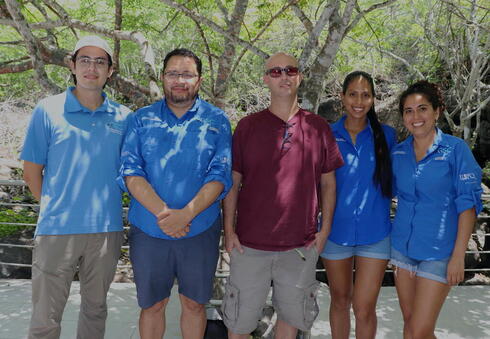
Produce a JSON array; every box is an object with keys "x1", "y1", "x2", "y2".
[
  {"x1": 159, "y1": 0, "x2": 268, "y2": 59},
  {"x1": 345, "y1": 0, "x2": 398, "y2": 35},
  {"x1": 298, "y1": 0, "x2": 338, "y2": 67},
  {"x1": 347, "y1": 36, "x2": 425, "y2": 79},
  {"x1": 291, "y1": 4, "x2": 313, "y2": 33},
  {"x1": 214, "y1": 0, "x2": 230, "y2": 24},
  {"x1": 4, "y1": 0, "x2": 61, "y2": 94},
  {"x1": 0, "y1": 59, "x2": 33, "y2": 74},
  {"x1": 113, "y1": 0, "x2": 123, "y2": 71}
]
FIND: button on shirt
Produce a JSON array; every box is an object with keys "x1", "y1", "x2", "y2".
[
  {"x1": 392, "y1": 128, "x2": 482, "y2": 260},
  {"x1": 328, "y1": 116, "x2": 396, "y2": 246},
  {"x1": 118, "y1": 97, "x2": 232, "y2": 239},
  {"x1": 20, "y1": 87, "x2": 132, "y2": 235}
]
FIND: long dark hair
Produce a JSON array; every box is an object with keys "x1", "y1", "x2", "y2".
[{"x1": 342, "y1": 71, "x2": 392, "y2": 198}]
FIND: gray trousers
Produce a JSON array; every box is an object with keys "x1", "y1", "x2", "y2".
[{"x1": 28, "y1": 231, "x2": 123, "y2": 339}]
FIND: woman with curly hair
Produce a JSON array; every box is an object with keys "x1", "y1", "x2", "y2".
[{"x1": 391, "y1": 80, "x2": 482, "y2": 338}]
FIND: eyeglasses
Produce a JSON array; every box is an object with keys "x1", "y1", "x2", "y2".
[
  {"x1": 164, "y1": 72, "x2": 199, "y2": 81},
  {"x1": 76, "y1": 56, "x2": 109, "y2": 69},
  {"x1": 265, "y1": 66, "x2": 299, "y2": 78}
]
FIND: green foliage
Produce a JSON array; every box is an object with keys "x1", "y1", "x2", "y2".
[{"x1": 0, "y1": 208, "x2": 37, "y2": 238}]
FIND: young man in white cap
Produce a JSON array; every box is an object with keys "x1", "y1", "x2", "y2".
[{"x1": 21, "y1": 35, "x2": 131, "y2": 339}]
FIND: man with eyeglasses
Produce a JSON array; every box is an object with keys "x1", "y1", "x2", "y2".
[
  {"x1": 118, "y1": 48, "x2": 231, "y2": 338},
  {"x1": 222, "y1": 52, "x2": 343, "y2": 338},
  {"x1": 21, "y1": 35, "x2": 131, "y2": 339}
]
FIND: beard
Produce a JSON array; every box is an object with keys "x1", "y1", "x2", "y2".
[{"x1": 164, "y1": 86, "x2": 198, "y2": 105}]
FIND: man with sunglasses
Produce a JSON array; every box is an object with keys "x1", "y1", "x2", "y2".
[
  {"x1": 21, "y1": 35, "x2": 131, "y2": 339},
  {"x1": 222, "y1": 53, "x2": 343, "y2": 338},
  {"x1": 118, "y1": 48, "x2": 231, "y2": 338}
]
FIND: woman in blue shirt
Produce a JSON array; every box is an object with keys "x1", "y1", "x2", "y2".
[
  {"x1": 391, "y1": 81, "x2": 482, "y2": 338},
  {"x1": 320, "y1": 71, "x2": 396, "y2": 339}
]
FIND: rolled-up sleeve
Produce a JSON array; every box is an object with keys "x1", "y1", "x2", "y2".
[
  {"x1": 453, "y1": 141, "x2": 483, "y2": 215},
  {"x1": 203, "y1": 115, "x2": 232, "y2": 200},
  {"x1": 117, "y1": 113, "x2": 147, "y2": 192}
]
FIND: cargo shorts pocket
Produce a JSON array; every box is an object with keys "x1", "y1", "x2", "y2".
[
  {"x1": 221, "y1": 282, "x2": 240, "y2": 326},
  {"x1": 303, "y1": 281, "x2": 320, "y2": 329}
]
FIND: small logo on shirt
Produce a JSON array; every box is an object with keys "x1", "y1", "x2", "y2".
[
  {"x1": 460, "y1": 173, "x2": 476, "y2": 181},
  {"x1": 434, "y1": 156, "x2": 447, "y2": 161},
  {"x1": 106, "y1": 122, "x2": 124, "y2": 135},
  {"x1": 208, "y1": 126, "x2": 219, "y2": 133},
  {"x1": 336, "y1": 137, "x2": 347, "y2": 142},
  {"x1": 393, "y1": 151, "x2": 406, "y2": 155}
]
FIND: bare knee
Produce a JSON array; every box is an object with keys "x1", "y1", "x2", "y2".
[
  {"x1": 352, "y1": 301, "x2": 376, "y2": 322},
  {"x1": 180, "y1": 296, "x2": 204, "y2": 315},
  {"x1": 330, "y1": 290, "x2": 352, "y2": 311},
  {"x1": 142, "y1": 299, "x2": 168, "y2": 316}
]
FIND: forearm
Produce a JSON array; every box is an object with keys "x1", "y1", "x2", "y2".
[
  {"x1": 223, "y1": 171, "x2": 242, "y2": 234},
  {"x1": 184, "y1": 181, "x2": 224, "y2": 220},
  {"x1": 125, "y1": 176, "x2": 166, "y2": 216},
  {"x1": 23, "y1": 161, "x2": 44, "y2": 201},
  {"x1": 452, "y1": 207, "x2": 476, "y2": 258},
  {"x1": 319, "y1": 171, "x2": 336, "y2": 236}
]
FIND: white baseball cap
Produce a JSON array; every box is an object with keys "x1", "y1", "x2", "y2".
[{"x1": 73, "y1": 35, "x2": 113, "y2": 59}]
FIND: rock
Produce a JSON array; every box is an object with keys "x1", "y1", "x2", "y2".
[
  {"x1": 0, "y1": 191, "x2": 10, "y2": 201},
  {"x1": 0, "y1": 230, "x2": 34, "y2": 279}
]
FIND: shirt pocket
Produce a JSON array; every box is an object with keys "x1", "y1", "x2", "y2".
[
  {"x1": 183, "y1": 125, "x2": 220, "y2": 170},
  {"x1": 140, "y1": 127, "x2": 171, "y2": 164}
]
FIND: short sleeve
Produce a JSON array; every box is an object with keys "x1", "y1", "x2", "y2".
[
  {"x1": 20, "y1": 104, "x2": 50, "y2": 165},
  {"x1": 452, "y1": 141, "x2": 483, "y2": 215}
]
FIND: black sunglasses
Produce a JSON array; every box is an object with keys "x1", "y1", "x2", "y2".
[{"x1": 265, "y1": 66, "x2": 299, "y2": 78}]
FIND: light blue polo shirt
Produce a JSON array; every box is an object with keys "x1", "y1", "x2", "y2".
[
  {"x1": 20, "y1": 87, "x2": 132, "y2": 236},
  {"x1": 328, "y1": 115, "x2": 397, "y2": 246},
  {"x1": 392, "y1": 128, "x2": 482, "y2": 260},
  {"x1": 118, "y1": 97, "x2": 232, "y2": 240}
]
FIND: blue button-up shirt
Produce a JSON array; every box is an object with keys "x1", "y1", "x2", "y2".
[
  {"x1": 328, "y1": 116, "x2": 396, "y2": 246},
  {"x1": 21, "y1": 87, "x2": 132, "y2": 235},
  {"x1": 118, "y1": 97, "x2": 232, "y2": 239},
  {"x1": 392, "y1": 128, "x2": 482, "y2": 260}
]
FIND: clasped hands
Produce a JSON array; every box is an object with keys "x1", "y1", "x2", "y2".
[{"x1": 156, "y1": 207, "x2": 192, "y2": 238}]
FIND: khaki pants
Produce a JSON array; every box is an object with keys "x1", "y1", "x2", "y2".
[{"x1": 28, "y1": 232, "x2": 123, "y2": 339}]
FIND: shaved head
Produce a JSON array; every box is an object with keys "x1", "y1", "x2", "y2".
[{"x1": 265, "y1": 53, "x2": 299, "y2": 71}]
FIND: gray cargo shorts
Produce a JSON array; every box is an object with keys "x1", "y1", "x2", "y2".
[{"x1": 221, "y1": 245, "x2": 320, "y2": 334}]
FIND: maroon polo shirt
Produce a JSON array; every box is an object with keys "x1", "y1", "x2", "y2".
[{"x1": 233, "y1": 108, "x2": 343, "y2": 251}]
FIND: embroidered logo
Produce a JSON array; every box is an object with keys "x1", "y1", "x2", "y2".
[
  {"x1": 459, "y1": 173, "x2": 476, "y2": 181},
  {"x1": 106, "y1": 122, "x2": 124, "y2": 135}
]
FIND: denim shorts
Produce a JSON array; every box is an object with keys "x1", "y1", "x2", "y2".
[
  {"x1": 320, "y1": 235, "x2": 391, "y2": 260},
  {"x1": 129, "y1": 217, "x2": 221, "y2": 308},
  {"x1": 390, "y1": 247, "x2": 449, "y2": 284}
]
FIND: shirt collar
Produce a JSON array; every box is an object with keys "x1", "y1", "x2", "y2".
[
  {"x1": 333, "y1": 115, "x2": 372, "y2": 139},
  {"x1": 64, "y1": 86, "x2": 110, "y2": 114},
  {"x1": 402, "y1": 127, "x2": 446, "y2": 154},
  {"x1": 162, "y1": 96, "x2": 201, "y2": 121}
]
